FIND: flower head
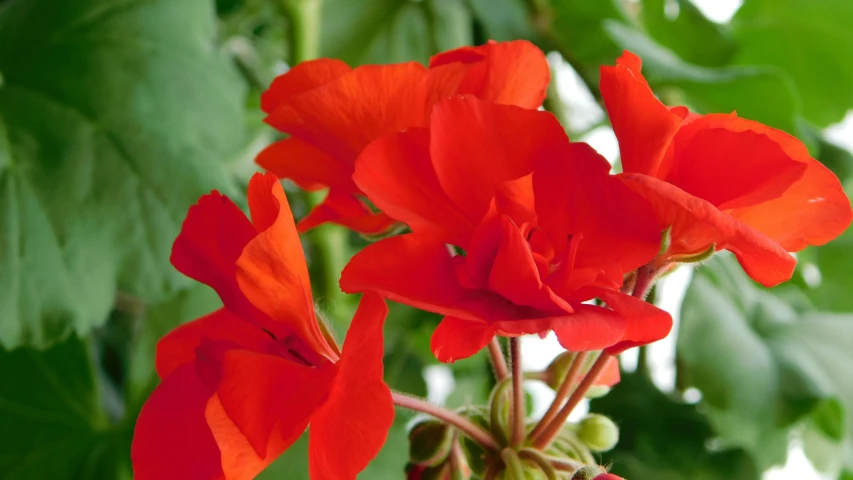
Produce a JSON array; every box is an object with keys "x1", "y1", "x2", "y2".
[
  {"x1": 341, "y1": 96, "x2": 672, "y2": 362},
  {"x1": 601, "y1": 51, "x2": 853, "y2": 286},
  {"x1": 132, "y1": 173, "x2": 393, "y2": 480},
  {"x1": 257, "y1": 40, "x2": 550, "y2": 234}
]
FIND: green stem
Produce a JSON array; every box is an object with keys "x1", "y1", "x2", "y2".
[
  {"x1": 392, "y1": 392, "x2": 500, "y2": 451},
  {"x1": 283, "y1": 0, "x2": 322, "y2": 63},
  {"x1": 501, "y1": 449, "x2": 526, "y2": 480},
  {"x1": 510, "y1": 338, "x2": 525, "y2": 447},
  {"x1": 519, "y1": 449, "x2": 559, "y2": 480}
]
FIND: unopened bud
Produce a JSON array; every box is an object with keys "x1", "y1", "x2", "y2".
[
  {"x1": 409, "y1": 420, "x2": 453, "y2": 467},
  {"x1": 584, "y1": 385, "x2": 611, "y2": 399},
  {"x1": 544, "y1": 352, "x2": 577, "y2": 390},
  {"x1": 594, "y1": 474, "x2": 625, "y2": 480},
  {"x1": 571, "y1": 465, "x2": 606, "y2": 480},
  {"x1": 576, "y1": 414, "x2": 619, "y2": 452}
]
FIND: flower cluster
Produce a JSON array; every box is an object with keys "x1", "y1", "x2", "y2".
[{"x1": 131, "y1": 41, "x2": 852, "y2": 479}]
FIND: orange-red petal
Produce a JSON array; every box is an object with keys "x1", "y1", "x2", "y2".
[
  {"x1": 598, "y1": 289, "x2": 673, "y2": 354},
  {"x1": 256, "y1": 138, "x2": 355, "y2": 192},
  {"x1": 600, "y1": 51, "x2": 683, "y2": 176},
  {"x1": 353, "y1": 127, "x2": 473, "y2": 245},
  {"x1": 236, "y1": 173, "x2": 338, "y2": 361},
  {"x1": 549, "y1": 305, "x2": 627, "y2": 352},
  {"x1": 309, "y1": 293, "x2": 394, "y2": 480},
  {"x1": 132, "y1": 364, "x2": 223, "y2": 480},
  {"x1": 155, "y1": 308, "x2": 269, "y2": 379},
  {"x1": 429, "y1": 96, "x2": 566, "y2": 223},
  {"x1": 296, "y1": 190, "x2": 399, "y2": 235},
  {"x1": 430, "y1": 316, "x2": 496, "y2": 363},
  {"x1": 260, "y1": 58, "x2": 351, "y2": 114}
]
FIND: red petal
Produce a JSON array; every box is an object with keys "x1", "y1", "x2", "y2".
[
  {"x1": 353, "y1": 127, "x2": 474, "y2": 245},
  {"x1": 595, "y1": 356, "x2": 621, "y2": 387},
  {"x1": 155, "y1": 308, "x2": 269, "y2": 379},
  {"x1": 598, "y1": 289, "x2": 673, "y2": 355},
  {"x1": 296, "y1": 190, "x2": 399, "y2": 235},
  {"x1": 664, "y1": 114, "x2": 807, "y2": 209},
  {"x1": 261, "y1": 58, "x2": 351, "y2": 114},
  {"x1": 487, "y1": 215, "x2": 573, "y2": 314},
  {"x1": 256, "y1": 138, "x2": 355, "y2": 192},
  {"x1": 309, "y1": 293, "x2": 394, "y2": 480},
  {"x1": 431, "y1": 316, "x2": 495, "y2": 363},
  {"x1": 730, "y1": 147, "x2": 852, "y2": 252},
  {"x1": 236, "y1": 173, "x2": 338, "y2": 360},
  {"x1": 548, "y1": 304, "x2": 627, "y2": 352},
  {"x1": 620, "y1": 173, "x2": 796, "y2": 286},
  {"x1": 430, "y1": 40, "x2": 550, "y2": 109},
  {"x1": 600, "y1": 51, "x2": 683, "y2": 176},
  {"x1": 132, "y1": 364, "x2": 223, "y2": 480},
  {"x1": 429, "y1": 96, "x2": 568, "y2": 223},
  {"x1": 216, "y1": 350, "x2": 337, "y2": 462},
  {"x1": 170, "y1": 191, "x2": 257, "y2": 310},
  {"x1": 340, "y1": 233, "x2": 489, "y2": 321},
  {"x1": 534, "y1": 142, "x2": 662, "y2": 283}
]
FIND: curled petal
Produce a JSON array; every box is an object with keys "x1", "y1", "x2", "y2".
[
  {"x1": 431, "y1": 316, "x2": 496, "y2": 363},
  {"x1": 309, "y1": 293, "x2": 394, "y2": 480},
  {"x1": 256, "y1": 138, "x2": 355, "y2": 192},
  {"x1": 296, "y1": 190, "x2": 398, "y2": 235}
]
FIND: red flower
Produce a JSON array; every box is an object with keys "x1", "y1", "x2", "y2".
[
  {"x1": 601, "y1": 51, "x2": 853, "y2": 286},
  {"x1": 340, "y1": 96, "x2": 672, "y2": 362},
  {"x1": 131, "y1": 173, "x2": 393, "y2": 480},
  {"x1": 257, "y1": 40, "x2": 550, "y2": 235}
]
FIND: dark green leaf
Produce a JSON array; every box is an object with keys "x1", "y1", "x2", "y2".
[
  {"x1": 590, "y1": 371, "x2": 759, "y2": 479},
  {"x1": 0, "y1": 0, "x2": 245, "y2": 349},
  {"x1": 321, "y1": 0, "x2": 472, "y2": 66},
  {"x1": 732, "y1": 0, "x2": 853, "y2": 126},
  {"x1": 679, "y1": 255, "x2": 853, "y2": 473},
  {"x1": 0, "y1": 336, "x2": 130, "y2": 479}
]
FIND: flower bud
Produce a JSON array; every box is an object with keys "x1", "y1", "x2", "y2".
[
  {"x1": 409, "y1": 420, "x2": 453, "y2": 467},
  {"x1": 575, "y1": 414, "x2": 619, "y2": 452},
  {"x1": 584, "y1": 385, "x2": 611, "y2": 399},
  {"x1": 571, "y1": 465, "x2": 606, "y2": 480},
  {"x1": 543, "y1": 352, "x2": 577, "y2": 390},
  {"x1": 594, "y1": 474, "x2": 625, "y2": 480}
]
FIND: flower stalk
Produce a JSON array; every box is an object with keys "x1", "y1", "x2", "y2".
[
  {"x1": 528, "y1": 351, "x2": 589, "y2": 440},
  {"x1": 488, "y1": 338, "x2": 509, "y2": 381},
  {"x1": 510, "y1": 338, "x2": 525, "y2": 447},
  {"x1": 391, "y1": 392, "x2": 500, "y2": 451}
]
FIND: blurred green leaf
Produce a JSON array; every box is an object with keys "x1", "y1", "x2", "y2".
[
  {"x1": 590, "y1": 371, "x2": 759, "y2": 480},
  {"x1": 731, "y1": 0, "x2": 853, "y2": 127},
  {"x1": 467, "y1": 0, "x2": 532, "y2": 42},
  {"x1": 604, "y1": 21, "x2": 800, "y2": 134},
  {"x1": 0, "y1": 0, "x2": 245, "y2": 349},
  {"x1": 801, "y1": 227, "x2": 853, "y2": 312},
  {"x1": 0, "y1": 336, "x2": 130, "y2": 479},
  {"x1": 679, "y1": 255, "x2": 853, "y2": 473},
  {"x1": 638, "y1": 0, "x2": 736, "y2": 67},
  {"x1": 321, "y1": 0, "x2": 472, "y2": 66}
]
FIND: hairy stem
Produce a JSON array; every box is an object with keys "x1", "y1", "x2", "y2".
[
  {"x1": 488, "y1": 338, "x2": 509, "y2": 381},
  {"x1": 510, "y1": 338, "x2": 525, "y2": 447},
  {"x1": 391, "y1": 392, "x2": 499, "y2": 451},
  {"x1": 532, "y1": 353, "x2": 612, "y2": 449},
  {"x1": 528, "y1": 351, "x2": 589, "y2": 441},
  {"x1": 519, "y1": 449, "x2": 559, "y2": 480}
]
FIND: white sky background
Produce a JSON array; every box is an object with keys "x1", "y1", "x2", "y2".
[{"x1": 425, "y1": 0, "x2": 853, "y2": 478}]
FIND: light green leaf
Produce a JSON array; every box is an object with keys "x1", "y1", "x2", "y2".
[
  {"x1": 0, "y1": 0, "x2": 245, "y2": 349},
  {"x1": 321, "y1": 0, "x2": 472, "y2": 66},
  {"x1": 732, "y1": 0, "x2": 853, "y2": 127},
  {"x1": 679, "y1": 255, "x2": 853, "y2": 473}
]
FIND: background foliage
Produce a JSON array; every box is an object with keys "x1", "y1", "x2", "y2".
[{"x1": 1, "y1": 0, "x2": 852, "y2": 478}]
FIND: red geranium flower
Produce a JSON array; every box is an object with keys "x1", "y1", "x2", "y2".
[
  {"x1": 257, "y1": 40, "x2": 550, "y2": 235},
  {"x1": 601, "y1": 51, "x2": 853, "y2": 286},
  {"x1": 131, "y1": 173, "x2": 393, "y2": 480},
  {"x1": 340, "y1": 96, "x2": 672, "y2": 362}
]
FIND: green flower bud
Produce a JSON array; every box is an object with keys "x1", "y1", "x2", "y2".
[
  {"x1": 576, "y1": 414, "x2": 619, "y2": 452},
  {"x1": 543, "y1": 352, "x2": 577, "y2": 390},
  {"x1": 570, "y1": 465, "x2": 606, "y2": 480},
  {"x1": 409, "y1": 420, "x2": 453, "y2": 467},
  {"x1": 584, "y1": 385, "x2": 611, "y2": 399}
]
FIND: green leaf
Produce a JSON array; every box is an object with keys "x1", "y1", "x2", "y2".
[
  {"x1": 679, "y1": 255, "x2": 853, "y2": 473},
  {"x1": 0, "y1": 335, "x2": 130, "y2": 479},
  {"x1": 604, "y1": 21, "x2": 800, "y2": 134},
  {"x1": 637, "y1": 0, "x2": 736, "y2": 67},
  {"x1": 320, "y1": 0, "x2": 472, "y2": 66},
  {"x1": 800, "y1": 227, "x2": 853, "y2": 312},
  {"x1": 467, "y1": 0, "x2": 532, "y2": 42},
  {"x1": 731, "y1": 0, "x2": 853, "y2": 127},
  {"x1": 0, "y1": 0, "x2": 245, "y2": 349},
  {"x1": 590, "y1": 371, "x2": 759, "y2": 480}
]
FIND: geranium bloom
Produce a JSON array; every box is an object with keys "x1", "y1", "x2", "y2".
[
  {"x1": 340, "y1": 96, "x2": 672, "y2": 362},
  {"x1": 132, "y1": 173, "x2": 393, "y2": 480},
  {"x1": 257, "y1": 40, "x2": 550, "y2": 234},
  {"x1": 601, "y1": 51, "x2": 853, "y2": 286}
]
